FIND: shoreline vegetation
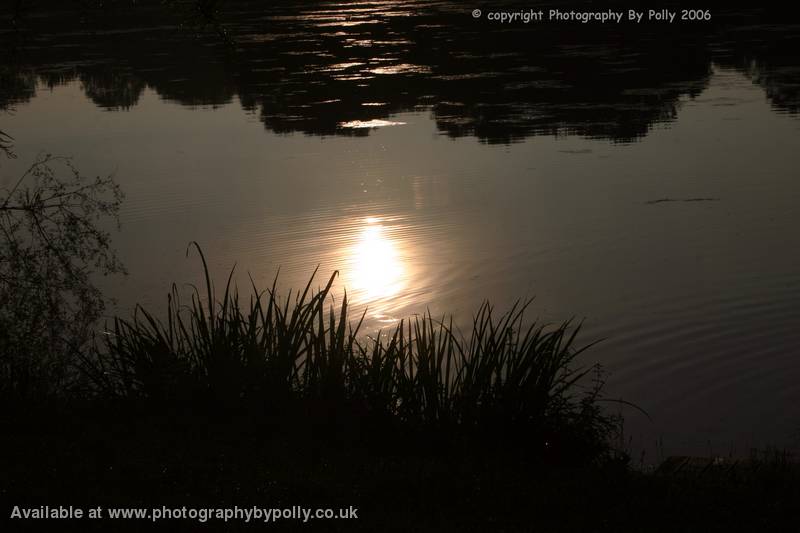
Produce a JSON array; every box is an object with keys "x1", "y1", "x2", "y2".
[
  {"x1": 3, "y1": 243, "x2": 800, "y2": 530},
  {"x1": 1, "y1": 155, "x2": 799, "y2": 530},
  {"x1": 83, "y1": 243, "x2": 619, "y2": 462}
]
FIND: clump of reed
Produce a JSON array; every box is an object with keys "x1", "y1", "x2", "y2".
[{"x1": 82, "y1": 243, "x2": 617, "y2": 461}]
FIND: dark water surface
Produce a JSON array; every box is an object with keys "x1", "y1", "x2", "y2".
[{"x1": 2, "y1": 1, "x2": 800, "y2": 458}]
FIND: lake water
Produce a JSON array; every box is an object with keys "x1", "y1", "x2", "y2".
[{"x1": 2, "y1": 1, "x2": 800, "y2": 459}]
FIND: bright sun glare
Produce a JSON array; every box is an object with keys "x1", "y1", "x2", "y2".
[{"x1": 348, "y1": 218, "x2": 406, "y2": 303}]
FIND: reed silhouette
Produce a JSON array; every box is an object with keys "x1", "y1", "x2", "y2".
[
  {"x1": 77, "y1": 242, "x2": 616, "y2": 462},
  {"x1": 3, "y1": 242, "x2": 800, "y2": 532}
]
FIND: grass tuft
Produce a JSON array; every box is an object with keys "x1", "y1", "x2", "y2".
[{"x1": 83, "y1": 244, "x2": 618, "y2": 463}]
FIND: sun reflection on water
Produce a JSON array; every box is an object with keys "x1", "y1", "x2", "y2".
[{"x1": 346, "y1": 217, "x2": 407, "y2": 311}]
